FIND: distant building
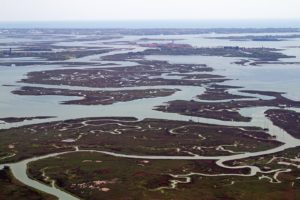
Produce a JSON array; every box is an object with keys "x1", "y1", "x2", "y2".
[
  {"x1": 224, "y1": 46, "x2": 239, "y2": 50},
  {"x1": 2, "y1": 48, "x2": 12, "y2": 56}
]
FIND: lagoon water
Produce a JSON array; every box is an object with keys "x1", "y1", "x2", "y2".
[
  {"x1": 1, "y1": 33, "x2": 300, "y2": 127},
  {"x1": 1, "y1": 20, "x2": 300, "y2": 29}
]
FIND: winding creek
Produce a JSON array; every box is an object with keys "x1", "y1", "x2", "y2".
[{"x1": 1, "y1": 33, "x2": 300, "y2": 199}]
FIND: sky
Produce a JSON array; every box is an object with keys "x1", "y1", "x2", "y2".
[{"x1": 0, "y1": 0, "x2": 300, "y2": 22}]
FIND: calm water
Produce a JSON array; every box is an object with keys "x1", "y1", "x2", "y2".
[
  {"x1": 1, "y1": 20, "x2": 300, "y2": 28},
  {"x1": 1, "y1": 33, "x2": 300, "y2": 127}
]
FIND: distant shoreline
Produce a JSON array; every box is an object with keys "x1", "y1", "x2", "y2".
[{"x1": 0, "y1": 19, "x2": 300, "y2": 29}]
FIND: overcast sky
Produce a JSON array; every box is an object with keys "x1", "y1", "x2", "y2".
[{"x1": 1, "y1": 0, "x2": 300, "y2": 22}]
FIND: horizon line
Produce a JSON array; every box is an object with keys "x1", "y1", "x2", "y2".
[{"x1": 1, "y1": 19, "x2": 300, "y2": 29}]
